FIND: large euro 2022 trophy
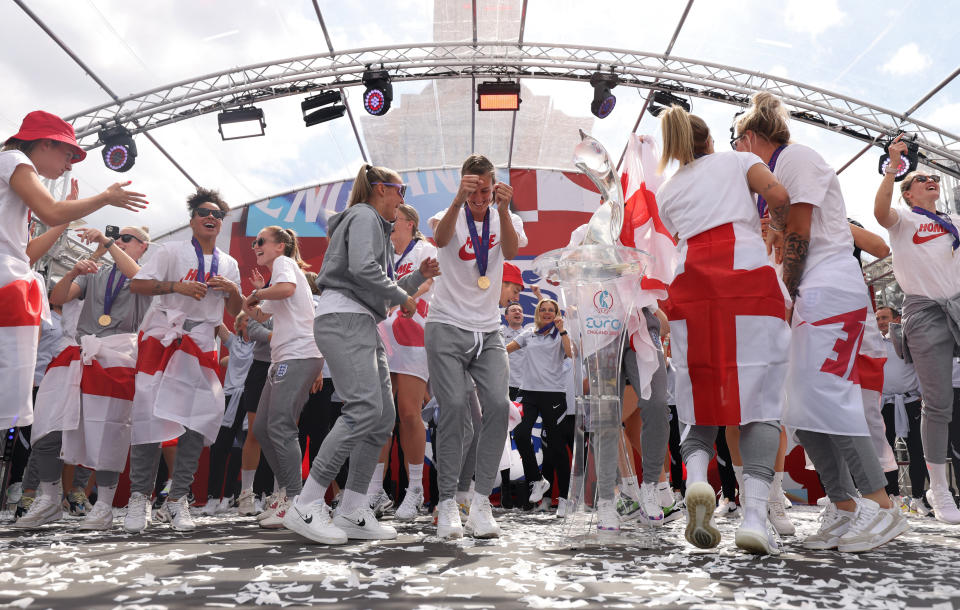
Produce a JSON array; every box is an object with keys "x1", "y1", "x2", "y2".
[{"x1": 533, "y1": 131, "x2": 653, "y2": 547}]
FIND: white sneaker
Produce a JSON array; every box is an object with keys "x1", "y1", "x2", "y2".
[
  {"x1": 638, "y1": 482, "x2": 664, "y2": 526},
  {"x1": 714, "y1": 497, "x2": 740, "y2": 519},
  {"x1": 257, "y1": 490, "x2": 285, "y2": 522},
  {"x1": 218, "y1": 496, "x2": 234, "y2": 514},
  {"x1": 283, "y1": 500, "x2": 347, "y2": 544},
  {"x1": 596, "y1": 498, "x2": 620, "y2": 533},
  {"x1": 662, "y1": 492, "x2": 685, "y2": 524},
  {"x1": 684, "y1": 481, "x2": 720, "y2": 549},
  {"x1": 66, "y1": 488, "x2": 93, "y2": 516},
  {"x1": 837, "y1": 499, "x2": 909, "y2": 553},
  {"x1": 368, "y1": 488, "x2": 393, "y2": 519},
  {"x1": 201, "y1": 496, "x2": 221, "y2": 517},
  {"x1": 334, "y1": 505, "x2": 397, "y2": 540},
  {"x1": 528, "y1": 478, "x2": 550, "y2": 504},
  {"x1": 656, "y1": 481, "x2": 674, "y2": 508},
  {"x1": 816, "y1": 495, "x2": 830, "y2": 507},
  {"x1": 926, "y1": 488, "x2": 960, "y2": 524},
  {"x1": 782, "y1": 492, "x2": 792, "y2": 509},
  {"x1": 260, "y1": 496, "x2": 290, "y2": 529},
  {"x1": 735, "y1": 522, "x2": 781, "y2": 556},
  {"x1": 395, "y1": 487, "x2": 424, "y2": 521},
  {"x1": 465, "y1": 495, "x2": 501, "y2": 539},
  {"x1": 157, "y1": 496, "x2": 196, "y2": 531},
  {"x1": 6, "y1": 481, "x2": 22, "y2": 508},
  {"x1": 123, "y1": 492, "x2": 152, "y2": 533},
  {"x1": 436, "y1": 499, "x2": 463, "y2": 540},
  {"x1": 802, "y1": 502, "x2": 852, "y2": 550},
  {"x1": 12, "y1": 492, "x2": 61, "y2": 529},
  {"x1": 557, "y1": 497, "x2": 572, "y2": 518},
  {"x1": 767, "y1": 499, "x2": 796, "y2": 535},
  {"x1": 910, "y1": 496, "x2": 931, "y2": 517},
  {"x1": 238, "y1": 489, "x2": 257, "y2": 516},
  {"x1": 79, "y1": 501, "x2": 114, "y2": 531}
]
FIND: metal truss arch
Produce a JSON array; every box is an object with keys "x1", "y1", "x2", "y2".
[{"x1": 64, "y1": 41, "x2": 960, "y2": 177}]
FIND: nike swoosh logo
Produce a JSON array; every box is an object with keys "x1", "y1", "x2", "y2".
[
  {"x1": 299, "y1": 509, "x2": 312, "y2": 524},
  {"x1": 913, "y1": 232, "x2": 946, "y2": 244},
  {"x1": 355, "y1": 518, "x2": 366, "y2": 527}
]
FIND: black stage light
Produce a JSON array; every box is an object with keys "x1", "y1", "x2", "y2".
[
  {"x1": 878, "y1": 134, "x2": 919, "y2": 182},
  {"x1": 590, "y1": 72, "x2": 618, "y2": 119},
  {"x1": 362, "y1": 69, "x2": 393, "y2": 116},
  {"x1": 99, "y1": 126, "x2": 137, "y2": 173},
  {"x1": 301, "y1": 91, "x2": 346, "y2": 127},
  {"x1": 217, "y1": 106, "x2": 266, "y2": 140},
  {"x1": 477, "y1": 81, "x2": 522, "y2": 111},
  {"x1": 651, "y1": 90, "x2": 690, "y2": 112}
]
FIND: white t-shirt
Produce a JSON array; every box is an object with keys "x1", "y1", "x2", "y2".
[
  {"x1": 427, "y1": 207, "x2": 527, "y2": 332},
  {"x1": 260, "y1": 256, "x2": 322, "y2": 362},
  {"x1": 772, "y1": 144, "x2": 854, "y2": 278},
  {"x1": 134, "y1": 239, "x2": 241, "y2": 326},
  {"x1": 512, "y1": 326, "x2": 568, "y2": 392},
  {"x1": 886, "y1": 206, "x2": 960, "y2": 300},
  {"x1": 222, "y1": 332, "x2": 255, "y2": 395},
  {"x1": 394, "y1": 238, "x2": 437, "y2": 303},
  {"x1": 502, "y1": 323, "x2": 528, "y2": 388},
  {"x1": 0, "y1": 150, "x2": 34, "y2": 270},
  {"x1": 657, "y1": 151, "x2": 765, "y2": 240},
  {"x1": 880, "y1": 334, "x2": 919, "y2": 397}
]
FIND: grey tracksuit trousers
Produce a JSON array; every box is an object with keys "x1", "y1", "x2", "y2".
[
  {"x1": 129, "y1": 429, "x2": 205, "y2": 499},
  {"x1": 621, "y1": 341, "x2": 670, "y2": 485},
  {"x1": 796, "y1": 430, "x2": 887, "y2": 502},
  {"x1": 682, "y1": 421, "x2": 780, "y2": 483},
  {"x1": 426, "y1": 322, "x2": 510, "y2": 501}
]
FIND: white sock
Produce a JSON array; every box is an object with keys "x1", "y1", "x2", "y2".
[
  {"x1": 295, "y1": 477, "x2": 326, "y2": 508},
  {"x1": 471, "y1": 491, "x2": 489, "y2": 509},
  {"x1": 98, "y1": 485, "x2": 117, "y2": 507},
  {"x1": 733, "y1": 465, "x2": 744, "y2": 499},
  {"x1": 339, "y1": 489, "x2": 367, "y2": 514},
  {"x1": 742, "y1": 475, "x2": 770, "y2": 531},
  {"x1": 685, "y1": 451, "x2": 710, "y2": 485},
  {"x1": 367, "y1": 463, "x2": 385, "y2": 496},
  {"x1": 768, "y1": 471, "x2": 784, "y2": 501},
  {"x1": 39, "y1": 480, "x2": 62, "y2": 499},
  {"x1": 656, "y1": 481, "x2": 673, "y2": 506},
  {"x1": 408, "y1": 463, "x2": 424, "y2": 490},
  {"x1": 241, "y1": 469, "x2": 255, "y2": 491},
  {"x1": 927, "y1": 462, "x2": 949, "y2": 491},
  {"x1": 621, "y1": 475, "x2": 641, "y2": 501},
  {"x1": 455, "y1": 490, "x2": 471, "y2": 505}
]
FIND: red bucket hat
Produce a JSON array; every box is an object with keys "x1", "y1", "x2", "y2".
[
  {"x1": 502, "y1": 262, "x2": 523, "y2": 286},
  {"x1": 6, "y1": 110, "x2": 86, "y2": 162}
]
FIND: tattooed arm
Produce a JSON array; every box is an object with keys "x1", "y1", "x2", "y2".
[
  {"x1": 746, "y1": 163, "x2": 791, "y2": 262},
  {"x1": 781, "y1": 203, "x2": 813, "y2": 301}
]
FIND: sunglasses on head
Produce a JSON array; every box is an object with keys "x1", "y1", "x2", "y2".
[
  {"x1": 118, "y1": 234, "x2": 144, "y2": 244},
  {"x1": 372, "y1": 182, "x2": 407, "y2": 198},
  {"x1": 194, "y1": 208, "x2": 226, "y2": 220},
  {"x1": 911, "y1": 175, "x2": 941, "y2": 185}
]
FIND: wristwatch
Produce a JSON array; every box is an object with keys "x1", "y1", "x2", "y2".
[
  {"x1": 560, "y1": 331, "x2": 568, "y2": 336},
  {"x1": 102, "y1": 238, "x2": 116, "y2": 250}
]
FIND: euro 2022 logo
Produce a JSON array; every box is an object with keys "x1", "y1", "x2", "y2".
[{"x1": 593, "y1": 289, "x2": 613, "y2": 314}]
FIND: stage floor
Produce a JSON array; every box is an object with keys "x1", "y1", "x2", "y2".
[{"x1": 2, "y1": 503, "x2": 958, "y2": 609}]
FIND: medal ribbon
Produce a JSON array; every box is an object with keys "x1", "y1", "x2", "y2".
[
  {"x1": 387, "y1": 237, "x2": 419, "y2": 280},
  {"x1": 191, "y1": 237, "x2": 220, "y2": 282},
  {"x1": 911, "y1": 206, "x2": 960, "y2": 251},
  {"x1": 103, "y1": 265, "x2": 126, "y2": 318},
  {"x1": 464, "y1": 207, "x2": 491, "y2": 280},
  {"x1": 756, "y1": 145, "x2": 787, "y2": 219},
  {"x1": 536, "y1": 321, "x2": 559, "y2": 338}
]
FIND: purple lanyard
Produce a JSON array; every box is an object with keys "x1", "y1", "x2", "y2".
[
  {"x1": 464, "y1": 207, "x2": 491, "y2": 278},
  {"x1": 757, "y1": 145, "x2": 787, "y2": 218},
  {"x1": 191, "y1": 237, "x2": 219, "y2": 282},
  {"x1": 911, "y1": 206, "x2": 960, "y2": 251},
  {"x1": 536, "y1": 321, "x2": 559, "y2": 338},
  {"x1": 103, "y1": 265, "x2": 126, "y2": 317},
  {"x1": 387, "y1": 238, "x2": 418, "y2": 280}
]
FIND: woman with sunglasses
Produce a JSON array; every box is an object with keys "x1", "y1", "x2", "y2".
[
  {"x1": 733, "y1": 91, "x2": 908, "y2": 553},
  {"x1": 241, "y1": 226, "x2": 324, "y2": 529},
  {"x1": 125, "y1": 188, "x2": 242, "y2": 534},
  {"x1": 1, "y1": 110, "x2": 147, "y2": 436},
  {"x1": 875, "y1": 135, "x2": 960, "y2": 524},
  {"x1": 283, "y1": 164, "x2": 439, "y2": 545},
  {"x1": 366, "y1": 203, "x2": 437, "y2": 521}
]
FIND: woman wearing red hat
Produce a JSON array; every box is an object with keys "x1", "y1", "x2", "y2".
[{"x1": 0, "y1": 110, "x2": 147, "y2": 432}]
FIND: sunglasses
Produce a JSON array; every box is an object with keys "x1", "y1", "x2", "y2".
[
  {"x1": 118, "y1": 234, "x2": 144, "y2": 244},
  {"x1": 194, "y1": 208, "x2": 226, "y2": 220},
  {"x1": 730, "y1": 134, "x2": 746, "y2": 150},
  {"x1": 373, "y1": 182, "x2": 407, "y2": 198},
  {"x1": 911, "y1": 175, "x2": 941, "y2": 185},
  {"x1": 251, "y1": 237, "x2": 273, "y2": 249}
]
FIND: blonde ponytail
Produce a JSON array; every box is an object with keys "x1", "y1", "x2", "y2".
[
  {"x1": 735, "y1": 91, "x2": 791, "y2": 146},
  {"x1": 658, "y1": 106, "x2": 711, "y2": 174},
  {"x1": 265, "y1": 225, "x2": 309, "y2": 269},
  {"x1": 348, "y1": 164, "x2": 400, "y2": 207}
]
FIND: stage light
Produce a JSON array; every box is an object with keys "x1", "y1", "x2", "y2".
[
  {"x1": 99, "y1": 126, "x2": 137, "y2": 173},
  {"x1": 217, "y1": 106, "x2": 266, "y2": 140},
  {"x1": 878, "y1": 134, "x2": 919, "y2": 182},
  {"x1": 590, "y1": 72, "x2": 618, "y2": 119},
  {"x1": 651, "y1": 90, "x2": 691, "y2": 112},
  {"x1": 301, "y1": 91, "x2": 346, "y2": 127},
  {"x1": 362, "y1": 69, "x2": 393, "y2": 116},
  {"x1": 477, "y1": 81, "x2": 522, "y2": 111}
]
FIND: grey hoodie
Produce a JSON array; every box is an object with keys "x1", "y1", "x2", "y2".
[{"x1": 316, "y1": 202, "x2": 426, "y2": 322}]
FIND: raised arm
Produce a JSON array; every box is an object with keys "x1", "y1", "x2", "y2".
[
  {"x1": 434, "y1": 175, "x2": 479, "y2": 248},
  {"x1": 9, "y1": 168, "x2": 147, "y2": 226},
  {"x1": 874, "y1": 135, "x2": 905, "y2": 229},
  {"x1": 494, "y1": 182, "x2": 519, "y2": 260}
]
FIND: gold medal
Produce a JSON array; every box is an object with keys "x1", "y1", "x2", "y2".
[
  {"x1": 98, "y1": 314, "x2": 112, "y2": 326},
  {"x1": 477, "y1": 276, "x2": 491, "y2": 290}
]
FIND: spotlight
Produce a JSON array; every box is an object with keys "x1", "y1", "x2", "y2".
[
  {"x1": 589, "y1": 72, "x2": 618, "y2": 119},
  {"x1": 651, "y1": 90, "x2": 690, "y2": 112},
  {"x1": 99, "y1": 126, "x2": 137, "y2": 173},
  {"x1": 477, "y1": 81, "x2": 522, "y2": 111},
  {"x1": 301, "y1": 91, "x2": 346, "y2": 127},
  {"x1": 362, "y1": 69, "x2": 393, "y2": 116},
  {"x1": 878, "y1": 134, "x2": 919, "y2": 182},
  {"x1": 217, "y1": 106, "x2": 266, "y2": 141}
]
